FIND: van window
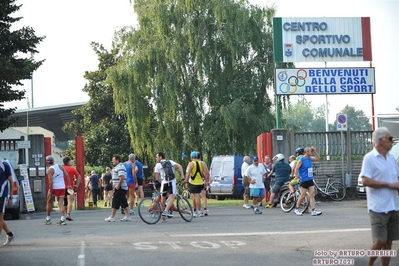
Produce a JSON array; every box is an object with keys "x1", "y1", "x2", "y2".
[
  {"x1": 222, "y1": 161, "x2": 234, "y2": 178},
  {"x1": 210, "y1": 161, "x2": 222, "y2": 178}
]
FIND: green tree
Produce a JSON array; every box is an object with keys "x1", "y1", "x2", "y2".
[
  {"x1": 0, "y1": 0, "x2": 44, "y2": 131},
  {"x1": 281, "y1": 96, "x2": 315, "y2": 132},
  {"x1": 63, "y1": 43, "x2": 133, "y2": 167},
  {"x1": 107, "y1": 0, "x2": 278, "y2": 162},
  {"x1": 333, "y1": 105, "x2": 372, "y2": 131}
]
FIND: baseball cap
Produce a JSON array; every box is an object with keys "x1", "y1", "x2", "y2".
[
  {"x1": 46, "y1": 155, "x2": 54, "y2": 162},
  {"x1": 129, "y1": 154, "x2": 137, "y2": 159},
  {"x1": 190, "y1": 151, "x2": 198, "y2": 158},
  {"x1": 253, "y1": 156, "x2": 259, "y2": 162}
]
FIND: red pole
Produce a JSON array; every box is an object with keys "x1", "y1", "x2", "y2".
[
  {"x1": 370, "y1": 61, "x2": 375, "y2": 131},
  {"x1": 75, "y1": 136, "x2": 85, "y2": 210}
]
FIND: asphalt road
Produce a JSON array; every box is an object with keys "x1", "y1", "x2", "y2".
[{"x1": 1, "y1": 199, "x2": 398, "y2": 266}]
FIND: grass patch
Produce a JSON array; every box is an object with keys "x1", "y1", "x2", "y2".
[{"x1": 63, "y1": 198, "x2": 245, "y2": 211}]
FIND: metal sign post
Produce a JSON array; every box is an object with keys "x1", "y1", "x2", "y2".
[{"x1": 337, "y1": 114, "x2": 347, "y2": 184}]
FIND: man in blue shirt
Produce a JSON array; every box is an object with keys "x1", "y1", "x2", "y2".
[
  {"x1": 265, "y1": 154, "x2": 291, "y2": 208},
  {"x1": 123, "y1": 154, "x2": 137, "y2": 215},
  {"x1": 88, "y1": 171, "x2": 101, "y2": 207},
  {"x1": 131, "y1": 154, "x2": 144, "y2": 206}
]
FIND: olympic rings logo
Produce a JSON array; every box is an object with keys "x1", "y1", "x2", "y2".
[{"x1": 278, "y1": 69, "x2": 307, "y2": 94}]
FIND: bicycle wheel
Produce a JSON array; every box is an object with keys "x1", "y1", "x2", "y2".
[
  {"x1": 327, "y1": 182, "x2": 346, "y2": 201},
  {"x1": 177, "y1": 195, "x2": 193, "y2": 222},
  {"x1": 280, "y1": 190, "x2": 296, "y2": 213},
  {"x1": 138, "y1": 198, "x2": 162, "y2": 225}
]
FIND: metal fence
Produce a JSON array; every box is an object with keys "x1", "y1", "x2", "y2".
[{"x1": 291, "y1": 130, "x2": 372, "y2": 158}]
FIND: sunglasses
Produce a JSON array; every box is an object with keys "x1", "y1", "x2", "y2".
[{"x1": 383, "y1": 136, "x2": 393, "y2": 142}]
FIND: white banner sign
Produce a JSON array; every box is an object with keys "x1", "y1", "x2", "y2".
[
  {"x1": 275, "y1": 68, "x2": 375, "y2": 95},
  {"x1": 19, "y1": 164, "x2": 35, "y2": 212}
]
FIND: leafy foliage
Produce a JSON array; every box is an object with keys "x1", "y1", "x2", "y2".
[
  {"x1": 0, "y1": 0, "x2": 44, "y2": 131},
  {"x1": 281, "y1": 97, "x2": 372, "y2": 132},
  {"x1": 107, "y1": 0, "x2": 278, "y2": 164},
  {"x1": 62, "y1": 43, "x2": 133, "y2": 167}
]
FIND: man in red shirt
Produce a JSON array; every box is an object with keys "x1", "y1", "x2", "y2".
[{"x1": 63, "y1": 157, "x2": 82, "y2": 221}]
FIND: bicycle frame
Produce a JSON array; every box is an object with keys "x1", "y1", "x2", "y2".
[
  {"x1": 313, "y1": 178, "x2": 330, "y2": 196},
  {"x1": 313, "y1": 178, "x2": 341, "y2": 196}
]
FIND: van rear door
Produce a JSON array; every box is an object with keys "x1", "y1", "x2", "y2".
[
  {"x1": 209, "y1": 157, "x2": 222, "y2": 193},
  {"x1": 219, "y1": 157, "x2": 234, "y2": 194}
]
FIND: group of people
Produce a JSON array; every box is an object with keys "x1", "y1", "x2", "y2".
[
  {"x1": 1, "y1": 126, "x2": 398, "y2": 266},
  {"x1": 152, "y1": 151, "x2": 210, "y2": 218},
  {"x1": 240, "y1": 126, "x2": 399, "y2": 266},
  {"x1": 101, "y1": 153, "x2": 145, "y2": 222}
]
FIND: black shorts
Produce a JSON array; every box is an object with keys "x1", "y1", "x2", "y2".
[
  {"x1": 112, "y1": 188, "x2": 128, "y2": 209},
  {"x1": 188, "y1": 183, "x2": 204, "y2": 194},
  {"x1": 0, "y1": 197, "x2": 6, "y2": 213},
  {"x1": 63, "y1": 188, "x2": 69, "y2": 207},
  {"x1": 137, "y1": 178, "x2": 143, "y2": 186},
  {"x1": 105, "y1": 183, "x2": 113, "y2": 191},
  {"x1": 300, "y1": 180, "x2": 315, "y2": 189}
]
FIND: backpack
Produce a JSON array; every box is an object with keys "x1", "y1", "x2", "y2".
[{"x1": 161, "y1": 160, "x2": 175, "y2": 181}]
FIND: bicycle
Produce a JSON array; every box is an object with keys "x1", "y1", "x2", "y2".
[
  {"x1": 138, "y1": 182, "x2": 194, "y2": 224},
  {"x1": 280, "y1": 185, "x2": 310, "y2": 213},
  {"x1": 313, "y1": 174, "x2": 346, "y2": 201}
]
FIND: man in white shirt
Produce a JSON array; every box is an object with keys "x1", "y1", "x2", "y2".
[
  {"x1": 360, "y1": 127, "x2": 399, "y2": 266},
  {"x1": 241, "y1": 156, "x2": 251, "y2": 209},
  {"x1": 154, "y1": 151, "x2": 184, "y2": 217},
  {"x1": 245, "y1": 156, "x2": 266, "y2": 214}
]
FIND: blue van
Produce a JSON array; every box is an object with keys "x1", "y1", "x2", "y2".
[{"x1": 208, "y1": 155, "x2": 251, "y2": 200}]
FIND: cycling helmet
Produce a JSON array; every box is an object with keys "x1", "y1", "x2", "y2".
[
  {"x1": 295, "y1": 147, "x2": 304, "y2": 155},
  {"x1": 273, "y1": 153, "x2": 285, "y2": 162}
]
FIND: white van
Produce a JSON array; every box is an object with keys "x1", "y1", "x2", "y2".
[{"x1": 208, "y1": 155, "x2": 246, "y2": 200}]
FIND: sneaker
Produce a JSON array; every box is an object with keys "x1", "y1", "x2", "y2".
[
  {"x1": 265, "y1": 203, "x2": 273, "y2": 208},
  {"x1": 243, "y1": 204, "x2": 251, "y2": 209},
  {"x1": 135, "y1": 202, "x2": 138, "y2": 207},
  {"x1": 162, "y1": 211, "x2": 173, "y2": 218},
  {"x1": 3, "y1": 234, "x2": 16, "y2": 246},
  {"x1": 193, "y1": 213, "x2": 198, "y2": 218},
  {"x1": 204, "y1": 210, "x2": 208, "y2": 216},
  {"x1": 294, "y1": 208, "x2": 303, "y2": 216},
  {"x1": 105, "y1": 216, "x2": 116, "y2": 222},
  {"x1": 57, "y1": 220, "x2": 67, "y2": 226},
  {"x1": 254, "y1": 209, "x2": 262, "y2": 214},
  {"x1": 120, "y1": 216, "x2": 132, "y2": 222},
  {"x1": 198, "y1": 211, "x2": 204, "y2": 217},
  {"x1": 311, "y1": 209, "x2": 322, "y2": 216},
  {"x1": 104, "y1": 202, "x2": 107, "y2": 207},
  {"x1": 129, "y1": 210, "x2": 136, "y2": 215},
  {"x1": 44, "y1": 219, "x2": 52, "y2": 225},
  {"x1": 66, "y1": 215, "x2": 73, "y2": 221}
]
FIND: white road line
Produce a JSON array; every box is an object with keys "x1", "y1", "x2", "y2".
[
  {"x1": 170, "y1": 228, "x2": 371, "y2": 238},
  {"x1": 77, "y1": 240, "x2": 85, "y2": 266}
]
